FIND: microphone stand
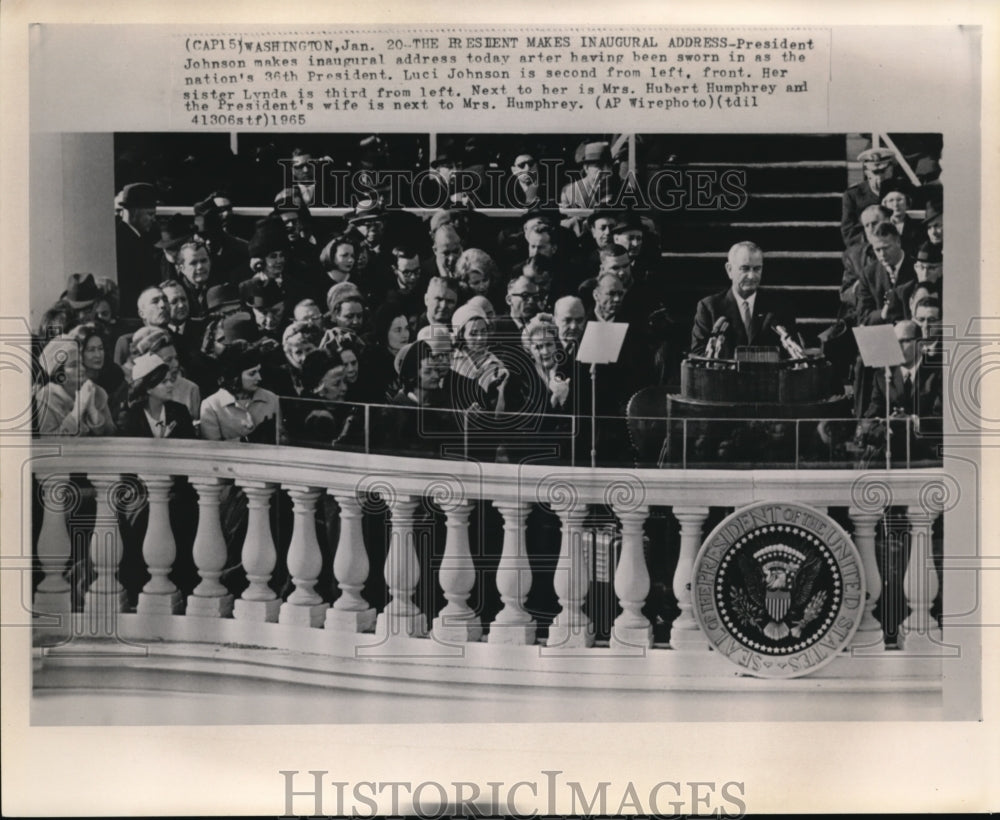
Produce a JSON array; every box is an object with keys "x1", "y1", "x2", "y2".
[
  {"x1": 590, "y1": 362, "x2": 597, "y2": 469},
  {"x1": 884, "y1": 365, "x2": 892, "y2": 470}
]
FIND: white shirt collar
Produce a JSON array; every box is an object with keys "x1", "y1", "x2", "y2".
[
  {"x1": 733, "y1": 290, "x2": 757, "y2": 314},
  {"x1": 143, "y1": 405, "x2": 167, "y2": 436}
]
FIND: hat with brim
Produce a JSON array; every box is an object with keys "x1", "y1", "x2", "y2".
[
  {"x1": 155, "y1": 213, "x2": 193, "y2": 250},
  {"x1": 193, "y1": 196, "x2": 221, "y2": 217},
  {"x1": 923, "y1": 199, "x2": 943, "y2": 225},
  {"x1": 120, "y1": 183, "x2": 158, "y2": 209},
  {"x1": 206, "y1": 283, "x2": 242, "y2": 313},
  {"x1": 857, "y1": 147, "x2": 896, "y2": 169},
  {"x1": 576, "y1": 141, "x2": 611, "y2": 165},
  {"x1": 915, "y1": 242, "x2": 942, "y2": 264},
  {"x1": 128, "y1": 353, "x2": 170, "y2": 401},
  {"x1": 520, "y1": 204, "x2": 565, "y2": 227},
  {"x1": 612, "y1": 210, "x2": 645, "y2": 234},
  {"x1": 62, "y1": 273, "x2": 100, "y2": 309},
  {"x1": 248, "y1": 218, "x2": 291, "y2": 258},
  {"x1": 249, "y1": 279, "x2": 285, "y2": 310},
  {"x1": 430, "y1": 152, "x2": 456, "y2": 169},
  {"x1": 347, "y1": 202, "x2": 386, "y2": 224},
  {"x1": 220, "y1": 312, "x2": 260, "y2": 344}
]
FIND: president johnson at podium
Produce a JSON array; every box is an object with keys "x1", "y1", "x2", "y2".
[{"x1": 689, "y1": 241, "x2": 800, "y2": 359}]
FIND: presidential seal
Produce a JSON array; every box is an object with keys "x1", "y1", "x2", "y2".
[{"x1": 692, "y1": 502, "x2": 865, "y2": 678}]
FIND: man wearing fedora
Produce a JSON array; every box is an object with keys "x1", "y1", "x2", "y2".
[
  {"x1": 889, "y1": 242, "x2": 943, "y2": 323},
  {"x1": 271, "y1": 189, "x2": 325, "y2": 295},
  {"x1": 115, "y1": 182, "x2": 162, "y2": 318},
  {"x1": 924, "y1": 199, "x2": 943, "y2": 248},
  {"x1": 193, "y1": 195, "x2": 250, "y2": 286},
  {"x1": 61, "y1": 273, "x2": 101, "y2": 326},
  {"x1": 154, "y1": 213, "x2": 193, "y2": 283},
  {"x1": 841, "y1": 147, "x2": 910, "y2": 248}
]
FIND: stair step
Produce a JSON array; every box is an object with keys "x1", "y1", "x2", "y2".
[
  {"x1": 646, "y1": 134, "x2": 847, "y2": 163},
  {"x1": 655, "y1": 256, "x2": 842, "y2": 288},
  {"x1": 663, "y1": 224, "x2": 842, "y2": 252},
  {"x1": 662, "y1": 250, "x2": 842, "y2": 259}
]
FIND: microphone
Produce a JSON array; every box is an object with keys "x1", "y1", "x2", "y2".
[
  {"x1": 706, "y1": 317, "x2": 729, "y2": 359},
  {"x1": 774, "y1": 324, "x2": 805, "y2": 358}
]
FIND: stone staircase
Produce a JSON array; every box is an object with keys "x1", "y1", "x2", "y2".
[{"x1": 651, "y1": 133, "x2": 852, "y2": 342}]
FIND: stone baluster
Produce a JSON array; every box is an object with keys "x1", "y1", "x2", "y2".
[
  {"x1": 279, "y1": 485, "x2": 328, "y2": 627},
  {"x1": 84, "y1": 475, "x2": 128, "y2": 620},
  {"x1": 233, "y1": 482, "x2": 280, "y2": 623},
  {"x1": 33, "y1": 475, "x2": 75, "y2": 623},
  {"x1": 611, "y1": 506, "x2": 652, "y2": 649},
  {"x1": 848, "y1": 507, "x2": 885, "y2": 651},
  {"x1": 376, "y1": 496, "x2": 427, "y2": 638},
  {"x1": 433, "y1": 501, "x2": 481, "y2": 643},
  {"x1": 325, "y1": 493, "x2": 376, "y2": 632},
  {"x1": 669, "y1": 506, "x2": 711, "y2": 650},
  {"x1": 900, "y1": 505, "x2": 942, "y2": 650},
  {"x1": 547, "y1": 502, "x2": 594, "y2": 648},
  {"x1": 136, "y1": 475, "x2": 183, "y2": 615},
  {"x1": 489, "y1": 502, "x2": 535, "y2": 645},
  {"x1": 186, "y1": 478, "x2": 234, "y2": 618}
]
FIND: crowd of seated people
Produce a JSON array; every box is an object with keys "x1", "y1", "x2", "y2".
[
  {"x1": 31, "y1": 135, "x2": 947, "y2": 644},
  {"x1": 833, "y1": 146, "x2": 944, "y2": 466},
  {"x1": 34, "y1": 137, "x2": 944, "y2": 469}
]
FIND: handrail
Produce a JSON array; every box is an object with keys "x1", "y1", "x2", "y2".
[{"x1": 32, "y1": 437, "x2": 944, "y2": 507}]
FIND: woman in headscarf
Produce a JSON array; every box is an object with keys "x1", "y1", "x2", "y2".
[
  {"x1": 34, "y1": 334, "x2": 116, "y2": 436},
  {"x1": 450, "y1": 302, "x2": 508, "y2": 412}
]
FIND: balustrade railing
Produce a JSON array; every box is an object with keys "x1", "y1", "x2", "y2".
[{"x1": 30, "y1": 438, "x2": 948, "y2": 678}]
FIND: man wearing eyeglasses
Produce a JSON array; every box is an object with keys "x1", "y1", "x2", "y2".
[
  {"x1": 509, "y1": 150, "x2": 541, "y2": 207},
  {"x1": 490, "y1": 276, "x2": 542, "y2": 367}
]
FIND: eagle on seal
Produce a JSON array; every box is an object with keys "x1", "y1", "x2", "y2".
[{"x1": 738, "y1": 547, "x2": 823, "y2": 640}]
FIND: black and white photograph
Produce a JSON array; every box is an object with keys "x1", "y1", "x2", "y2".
[{"x1": 2, "y1": 3, "x2": 997, "y2": 816}]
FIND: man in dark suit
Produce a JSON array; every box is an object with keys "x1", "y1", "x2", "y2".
[
  {"x1": 855, "y1": 222, "x2": 917, "y2": 326},
  {"x1": 839, "y1": 204, "x2": 889, "y2": 322},
  {"x1": 690, "y1": 241, "x2": 797, "y2": 358},
  {"x1": 864, "y1": 320, "x2": 943, "y2": 447},
  {"x1": 115, "y1": 183, "x2": 162, "y2": 318},
  {"x1": 891, "y1": 243, "x2": 942, "y2": 322}
]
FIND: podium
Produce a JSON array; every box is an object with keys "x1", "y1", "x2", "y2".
[
  {"x1": 670, "y1": 349, "x2": 849, "y2": 418},
  {"x1": 641, "y1": 348, "x2": 851, "y2": 467}
]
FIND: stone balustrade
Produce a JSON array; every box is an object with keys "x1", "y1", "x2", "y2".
[{"x1": 30, "y1": 438, "x2": 950, "y2": 683}]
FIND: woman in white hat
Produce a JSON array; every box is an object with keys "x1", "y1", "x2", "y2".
[
  {"x1": 34, "y1": 335, "x2": 116, "y2": 435},
  {"x1": 118, "y1": 352, "x2": 196, "y2": 439},
  {"x1": 450, "y1": 302, "x2": 508, "y2": 412}
]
